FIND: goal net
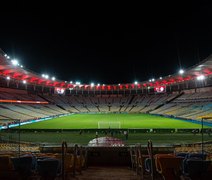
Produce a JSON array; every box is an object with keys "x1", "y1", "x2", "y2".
[{"x1": 98, "y1": 121, "x2": 121, "y2": 129}]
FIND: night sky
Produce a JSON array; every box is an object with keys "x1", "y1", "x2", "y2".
[{"x1": 1, "y1": 2, "x2": 212, "y2": 84}]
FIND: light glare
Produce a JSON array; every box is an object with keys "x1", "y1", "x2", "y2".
[
  {"x1": 179, "y1": 69, "x2": 184, "y2": 74},
  {"x1": 197, "y1": 75, "x2": 205, "y2": 80},
  {"x1": 11, "y1": 59, "x2": 19, "y2": 66}
]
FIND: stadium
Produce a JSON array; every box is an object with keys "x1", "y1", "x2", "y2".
[{"x1": 0, "y1": 47, "x2": 212, "y2": 179}]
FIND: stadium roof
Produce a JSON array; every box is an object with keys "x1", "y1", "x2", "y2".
[{"x1": 0, "y1": 49, "x2": 212, "y2": 90}]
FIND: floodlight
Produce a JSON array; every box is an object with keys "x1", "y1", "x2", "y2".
[
  {"x1": 134, "y1": 81, "x2": 138, "y2": 85},
  {"x1": 76, "y1": 81, "x2": 81, "y2": 85},
  {"x1": 6, "y1": 56, "x2": 10, "y2": 59},
  {"x1": 4, "y1": 54, "x2": 7, "y2": 57},
  {"x1": 6, "y1": 76, "x2": 10, "y2": 80},
  {"x1": 70, "y1": 81, "x2": 73, "y2": 83},
  {"x1": 45, "y1": 75, "x2": 49, "y2": 79},
  {"x1": 159, "y1": 77, "x2": 162, "y2": 80},
  {"x1": 179, "y1": 69, "x2": 184, "y2": 74},
  {"x1": 91, "y1": 83, "x2": 94, "y2": 87},
  {"x1": 11, "y1": 59, "x2": 19, "y2": 66},
  {"x1": 20, "y1": 65, "x2": 23, "y2": 68},
  {"x1": 152, "y1": 78, "x2": 155, "y2": 82},
  {"x1": 23, "y1": 80, "x2": 27, "y2": 84},
  {"x1": 149, "y1": 79, "x2": 152, "y2": 82},
  {"x1": 51, "y1": 77, "x2": 55, "y2": 81},
  {"x1": 97, "y1": 83, "x2": 100, "y2": 86}
]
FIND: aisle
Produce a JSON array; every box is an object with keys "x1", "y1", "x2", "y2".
[{"x1": 76, "y1": 166, "x2": 139, "y2": 180}]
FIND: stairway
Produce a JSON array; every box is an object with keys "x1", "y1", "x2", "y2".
[{"x1": 76, "y1": 166, "x2": 139, "y2": 180}]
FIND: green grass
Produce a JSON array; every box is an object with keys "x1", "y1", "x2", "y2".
[
  {"x1": 20, "y1": 113, "x2": 209, "y2": 129},
  {"x1": 3, "y1": 131, "x2": 212, "y2": 145},
  {"x1": 4, "y1": 114, "x2": 211, "y2": 145}
]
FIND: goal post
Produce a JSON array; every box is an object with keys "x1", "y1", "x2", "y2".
[{"x1": 98, "y1": 121, "x2": 121, "y2": 129}]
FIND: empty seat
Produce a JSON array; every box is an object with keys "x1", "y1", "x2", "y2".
[
  {"x1": 183, "y1": 159, "x2": 211, "y2": 179},
  {"x1": 11, "y1": 156, "x2": 33, "y2": 179},
  {"x1": 37, "y1": 158, "x2": 60, "y2": 179}
]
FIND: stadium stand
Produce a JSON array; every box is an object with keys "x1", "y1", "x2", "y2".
[
  {"x1": 0, "y1": 49, "x2": 212, "y2": 179},
  {"x1": 150, "y1": 87, "x2": 212, "y2": 121}
]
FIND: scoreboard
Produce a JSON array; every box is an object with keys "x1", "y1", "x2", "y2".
[
  {"x1": 54, "y1": 87, "x2": 65, "y2": 94},
  {"x1": 154, "y1": 86, "x2": 166, "y2": 93}
]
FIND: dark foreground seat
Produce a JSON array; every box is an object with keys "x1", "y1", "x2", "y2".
[{"x1": 37, "y1": 158, "x2": 60, "y2": 180}]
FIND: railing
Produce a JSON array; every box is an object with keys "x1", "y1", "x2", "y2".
[{"x1": 147, "y1": 140, "x2": 154, "y2": 180}]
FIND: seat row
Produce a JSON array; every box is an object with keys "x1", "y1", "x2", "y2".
[
  {"x1": 130, "y1": 142, "x2": 212, "y2": 180},
  {"x1": 0, "y1": 144, "x2": 87, "y2": 179}
]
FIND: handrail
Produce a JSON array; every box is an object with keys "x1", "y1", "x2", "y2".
[
  {"x1": 62, "y1": 141, "x2": 67, "y2": 180},
  {"x1": 147, "y1": 140, "x2": 154, "y2": 180},
  {"x1": 72, "y1": 144, "x2": 78, "y2": 177}
]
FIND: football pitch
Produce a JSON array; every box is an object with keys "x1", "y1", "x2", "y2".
[{"x1": 20, "y1": 113, "x2": 209, "y2": 129}]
